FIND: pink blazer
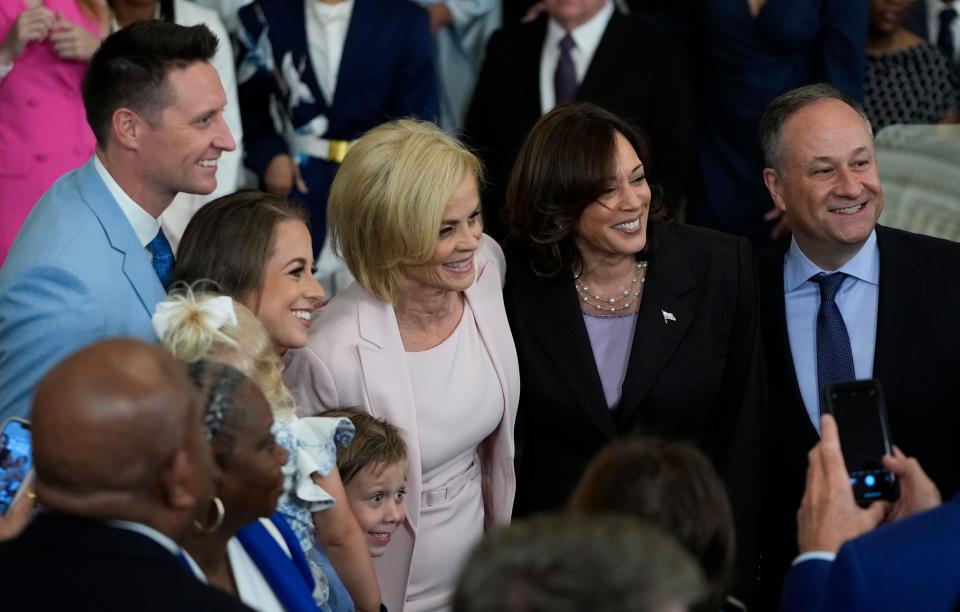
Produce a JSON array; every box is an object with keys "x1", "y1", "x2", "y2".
[
  {"x1": 0, "y1": 0, "x2": 99, "y2": 264},
  {"x1": 284, "y1": 236, "x2": 519, "y2": 610}
]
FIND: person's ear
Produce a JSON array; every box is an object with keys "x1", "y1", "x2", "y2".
[
  {"x1": 112, "y1": 107, "x2": 145, "y2": 151},
  {"x1": 159, "y1": 448, "x2": 200, "y2": 512},
  {"x1": 763, "y1": 167, "x2": 788, "y2": 213}
]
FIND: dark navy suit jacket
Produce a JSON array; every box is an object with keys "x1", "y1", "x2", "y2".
[
  {"x1": 780, "y1": 497, "x2": 960, "y2": 612},
  {"x1": 236, "y1": 0, "x2": 438, "y2": 251}
]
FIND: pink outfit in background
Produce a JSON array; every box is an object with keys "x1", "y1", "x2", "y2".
[{"x1": 0, "y1": 0, "x2": 99, "y2": 266}]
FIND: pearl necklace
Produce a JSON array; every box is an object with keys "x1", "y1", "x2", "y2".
[{"x1": 575, "y1": 261, "x2": 647, "y2": 313}]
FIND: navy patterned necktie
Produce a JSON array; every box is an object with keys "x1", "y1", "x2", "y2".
[
  {"x1": 554, "y1": 34, "x2": 577, "y2": 105},
  {"x1": 148, "y1": 229, "x2": 174, "y2": 290},
  {"x1": 812, "y1": 272, "x2": 856, "y2": 413},
  {"x1": 938, "y1": 7, "x2": 958, "y2": 61}
]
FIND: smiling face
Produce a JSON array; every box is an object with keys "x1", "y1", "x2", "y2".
[
  {"x1": 403, "y1": 173, "x2": 483, "y2": 295},
  {"x1": 243, "y1": 220, "x2": 325, "y2": 353},
  {"x1": 343, "y1": 461, "x2": 408, "y2": 557},
  {"x1": 574, "y1": 131, "x2": 651, "y2": 264},
  {"x1": 138, "y1": 62, "x2": 236, "y2": 207},
  {"x1": 545, "y1": 0, "x2": 606, "y2": 29},
  {"x1": 216, "y1": 382, "x2": 288, "y2": 522},
  {"x1": 869, "y1": 0, "x2": 912, "y2": 36},
  {"x1": 763, "y1": 98, "x2": 882, "y2": 270}
]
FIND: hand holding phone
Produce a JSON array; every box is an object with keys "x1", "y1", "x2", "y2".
[
  {"x1": 0, "y1": 417, "x2": 34, "y2": 517},
  {"x1": 821, "y1": 379, "x2": 900, "y2": 506}
]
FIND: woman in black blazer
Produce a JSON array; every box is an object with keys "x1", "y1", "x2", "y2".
[{"x1": 502, "y1": 103, "x2": 765, "y2": 604}]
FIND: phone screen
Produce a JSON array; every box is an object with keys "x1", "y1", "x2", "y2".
[
  {"x1": 825, "y1": 380, "x2": 899, "y2": 505},
  {"x1": 0, "y1": 418, "x2": 33, "y2": 515}
]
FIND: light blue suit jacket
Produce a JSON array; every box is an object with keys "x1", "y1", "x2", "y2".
[
  {"x1": 0, "y1": 158, "x2": 164, "y2": 419},
  {"x1": 780, "y1": 497, "x2": 960, "y2": 612}
]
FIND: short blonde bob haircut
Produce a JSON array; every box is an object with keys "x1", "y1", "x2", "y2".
[{"x1": 328, "y1": 119, "x2": 483, "y2": 304}]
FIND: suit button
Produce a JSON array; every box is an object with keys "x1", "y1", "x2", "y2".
[
  {"x1": 35, "y1": 153, "x2": 47, "y2": 162},
  {"x1": 26, "y1": 98, "x2": 39, "y2": 108}
]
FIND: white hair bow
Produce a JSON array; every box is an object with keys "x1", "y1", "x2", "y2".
[{"x1": 152, "y1": 294, "x2": 238, "y2": 340}]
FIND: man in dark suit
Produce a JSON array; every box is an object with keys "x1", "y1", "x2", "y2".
[
  {"x1": 0, "y1": 339, "x2": 250, "y2": 611},
  {"x1": 756, "y1": 83, "x2": 960, "y2": 608},
  {"x1": 464, "y1": 0, "x2": 693, "y2": 239},
  {"x1": 779, "y1": 414, "x2": 957, "y2": 612}
]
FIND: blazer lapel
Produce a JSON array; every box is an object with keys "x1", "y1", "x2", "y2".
[
  {"x1": 76, "y1": 161, "x2": 165, "y2": 317},
  {"x1": 757, "y1": 242, "x2": 819, "y2": 444},
  {"x1": 332, "y1": 0, "x2": 372, "y2": 111},
  {"x1": 873, "y1": 226, "x2": 922, "y2": 408},
  {"x1": 614, "y1": 226, "x2": 694, "y2": 430},
  {"x1": 355, "y1": 293, "x2": 422, "y2": 531},
  {"x1": 577, "y1": 12, "x2": 627, "y2": 101},
  {"x1": 520, "y1": 17, "x2": 548, "y2": 123},
  {"x1": 526, "y1": 271, "x2": 618, "y2": 439}
]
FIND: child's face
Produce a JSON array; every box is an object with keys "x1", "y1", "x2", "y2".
[{"x1": 344, "y1": 461, "x2": 408, "y2": 557}]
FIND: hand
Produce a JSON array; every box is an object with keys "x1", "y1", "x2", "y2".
[
  {"x1": 522, "y1": 1, "x2": 545, "y2": 23},
  {"x1": 764, "y1": 206, "x2": 791, "y2": 240},
  {"x1": 882, "y1": 446, "x2": 941, "y2": 523},
  {"x1": 264, "y1": 154, "x2": 307, "y2": 195},
  {"x1": 0, "y1": 5, "x2": 56, "y2": 63},
  {"x1": 0, "y1": 490, "x2": 35, "y2": 541},
  {"x1": 425, "y1": 3, "x2": 453, "y2": 33},
  {"x1": 796, "y1": 414, "x2": 888, "y2": 554},
  {"x1": 49, "y1": 13, "x2": 101, "y2": 61}
]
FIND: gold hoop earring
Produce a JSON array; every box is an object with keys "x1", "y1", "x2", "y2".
[{"x1": 192, "y1": 496, "x2": 225, "y2": 534}]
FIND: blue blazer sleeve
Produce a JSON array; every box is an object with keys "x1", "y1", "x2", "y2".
[
  {"x1": 0, "y1": 264, "x2": 104, "y2": 419},
  {"x1": 779, "y1": 558, "x2": 833, "y2": 612},
  {"x1": 236, "y1": 3, "x2": 290, "y2": 177}
]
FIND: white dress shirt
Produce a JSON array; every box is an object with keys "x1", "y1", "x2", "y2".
[
  {"x1": 784, "y1": 231, "x2": 880, "y2": 433},
  {"x1": 93, "y1": 155, "x2": 161, "y2": 260},
  {"x1": 539, "y1": 0, "x2": 614, "y2": 114},
  {"x1": 306, "y1": 0, "x2": 355, "y2": 106},
  {"x1": 928, "y1": 0, "x2": 960, "y2": 63}
]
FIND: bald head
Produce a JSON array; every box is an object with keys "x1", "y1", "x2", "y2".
[{"x1": 31, "y1": 339, "x2": 212, "y2": 530}]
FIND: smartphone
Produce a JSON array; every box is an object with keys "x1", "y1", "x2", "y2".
[
  {"x1": 821, "y1": 379, "x2": 900, "y2": 507},
  {"x1": 0, "y1": 417, "x2": 33, "y2": 515}
]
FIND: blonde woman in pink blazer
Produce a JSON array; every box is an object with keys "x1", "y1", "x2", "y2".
[
  {"x1": 284, "y1": 119, "x2": 520, "y2": 612},
  {"x1": 0, "y1": 0, "x2": 106, "y2": 265}
]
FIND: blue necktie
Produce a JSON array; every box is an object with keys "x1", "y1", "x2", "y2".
[
  {"x1": 554, "y1": 34, "x2": 577, "y2": 106},
  {"x1": 148, "y1": 229, "x2": 174, "y2": 290},
  {"x1": 812, "y1": 272, "x2": 856, "y2": 413},
  {"x1": 938, "y1": 7, "x2": 957, "y2": 62}
]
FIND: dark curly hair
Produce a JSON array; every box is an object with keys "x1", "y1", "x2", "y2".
[{"x1": 504, "y1": 103, "x2": 667, "y2": 277}]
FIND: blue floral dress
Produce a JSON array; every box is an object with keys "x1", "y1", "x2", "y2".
[{"x1": 273, "y1": 416, "x2": 355, "y2": 610}]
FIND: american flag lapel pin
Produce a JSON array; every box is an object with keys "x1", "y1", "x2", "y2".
[{"x1": 662, "y1": 310, "x2": 677, "y2": 324}]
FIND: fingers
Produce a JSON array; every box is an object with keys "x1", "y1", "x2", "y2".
[{"x1": 763, "y1": 206, "x2": 783, "y2": 221}]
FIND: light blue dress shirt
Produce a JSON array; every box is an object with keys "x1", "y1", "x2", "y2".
[{"x1": 784, "y1": 231, "x2": 880, "y2": 433}]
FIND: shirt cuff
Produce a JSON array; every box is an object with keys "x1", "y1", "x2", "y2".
[
  {"x1": 792, "y1": 551, "x2": 837, "y2": 566},
  {"x1": 0, "y1": 61, "x2": 13, "y2": 80}
]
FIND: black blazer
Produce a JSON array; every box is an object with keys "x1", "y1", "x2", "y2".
[
  {"x1": 756, "y1": 225, "x2": 960, "y2": 610},
  {"x1": 0, "y1": 513, "x2": 253, "y2": 611},
  {"x1": 464, "y1": 12, "x2": 694, "y2": 239},
  {"x1": 504, "y1": 222, "x2": 766, "y2": 602}
]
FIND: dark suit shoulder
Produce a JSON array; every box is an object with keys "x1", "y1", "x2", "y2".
[
  {"x1": 877, "y1": 224, "x2": 960, "y2": 262},
  {"x1": 653, "y1": 222, "x2": 752, "y2": 274}
]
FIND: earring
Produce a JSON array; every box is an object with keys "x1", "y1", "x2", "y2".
[{"x1": 192, "y1": 496, "x2": 225, "y2": 534}]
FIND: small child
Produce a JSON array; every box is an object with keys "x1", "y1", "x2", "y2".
[{"x1": 324, "y1": 408, "x2": 409, "y2": 558}]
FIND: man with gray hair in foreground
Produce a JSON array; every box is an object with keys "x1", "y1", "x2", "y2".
[
  {"x1": 453, "y1": 514, "x2": 705, "y2": 612},
  {"x1": 0, "y1": 338, "x2": 250, "y2": 610}
]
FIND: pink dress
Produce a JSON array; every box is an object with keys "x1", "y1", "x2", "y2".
[
  {"x1": 403, "y1": 301, "x2": 503, "y2": 611},
  {"x1": 0, "y1": 0, "x2": 100, "y2": 266}
]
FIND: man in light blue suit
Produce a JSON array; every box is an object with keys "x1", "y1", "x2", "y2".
[
  {"x1": 780, "y1": 414, "x2": 960, "y2": 612},
  {"x1": 0, "y1": 21, "x2": 236, "y2": 419}
]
